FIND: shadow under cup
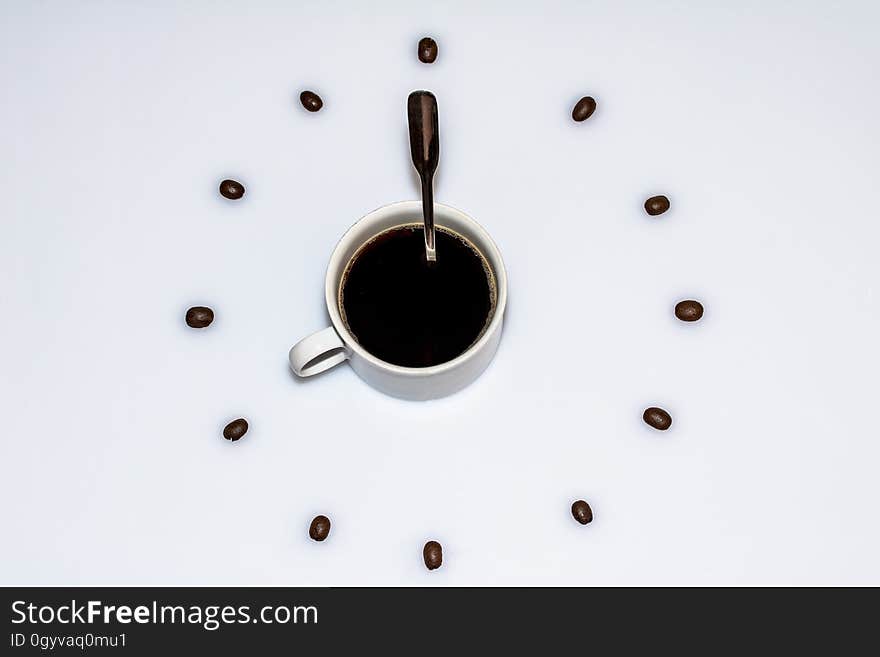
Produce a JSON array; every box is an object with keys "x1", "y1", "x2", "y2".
[{"x1": 338, "y1": 223, "x2": 497, "y2": 368}]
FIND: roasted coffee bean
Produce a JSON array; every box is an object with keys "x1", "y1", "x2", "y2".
[
  {"x1": 675, "y1": 299, "x2": 704, "y2": 322},
  {"x1": 643, "y1": 407, "x2": 672, "y2": 431},
  {"x1": 418, "y1": 37, "x2": 438, "y2": 63},
  {"x1": 185, "y1": 306, "x2": 214, "y2": 328},
  {"x1": 223, "y1": 418, "x2": 249, "y2": 441},
  {"x1": 309, "y1": 515, "x2": 331, "y2": 541},
  {"x1": 300, "y1": 90, "x2": 323, "y2": 112},
  {"x1": 219, "y1": 179, "x2": 244, "y2": 200},
  {"x1": 571, "y1": 96, "x2": 597, "y2": 122},
  {"x1": 644, "y1": 195, "x2": 670, "y2": 216},
  {"x1": 571, "y1": 500, "x2": 593, "y2": 525},
  {"x1": 423, "y1": 540, "x2": 443, "y2": 570}
]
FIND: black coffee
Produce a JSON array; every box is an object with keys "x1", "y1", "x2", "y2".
[{"x1": 340, "y1": 224, "x2": 494, "y2": 368}]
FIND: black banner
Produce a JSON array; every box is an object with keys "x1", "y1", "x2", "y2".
[{"x1": 1, "y1": 587, "x2": 875, "y2": 653}]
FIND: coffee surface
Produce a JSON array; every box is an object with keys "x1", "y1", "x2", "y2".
[{"x1": 340, "y1": 224, "x2": 494, "y2": 368}]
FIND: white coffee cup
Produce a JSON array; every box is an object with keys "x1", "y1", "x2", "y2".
[{"x1": 289, "y1": 200, "x2": 508, "y2": 400}]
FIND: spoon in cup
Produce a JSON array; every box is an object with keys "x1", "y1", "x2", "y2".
[{"x1": 407, "y1": 90, "x2": 440, "y2": 263}]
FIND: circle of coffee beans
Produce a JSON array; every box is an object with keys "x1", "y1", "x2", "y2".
[
  {"x1": 309, "y1": 515, "x2": 331, "y2": 542},
  {"x1": 223, "y1": 418, "x2": 249, "y2": 441},
  {"x1": 219, "y1": 179, "x2": 244, "y2": 200},
  {"x1": 423, "y1": 540, "x2": 443, "y2": 570},
  {"x1": 675, "y1": 299, "x2": 704, "y2": 322},
  {"x1": 572, "y1": 96, "x2": 597, "y2": 122},
  {"x1": 418, "y1": 37, "x2": 438, "y2": 63},
  {"x1": 643, "y1": 407, "x2": 672, "y2": 431},
  {"x1": 185, "y1": 306, "x2": 214, "y2": 328},
  {"x1": 192, "y1": 63, "x2": 708, "y2": 574},
  {"x1": 571, "y1": 500, "x2": 593, "y2": 525},
  {"x1": 644, "y1": 195, "x2": 670, "y2": 216},
  {"x1": 300, "y1": 90, "x2": 323, "y2": 112}
]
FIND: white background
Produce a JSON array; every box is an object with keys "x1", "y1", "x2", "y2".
[{"x1": 2, "y1": 0, "x2": 879, "y2": 586}]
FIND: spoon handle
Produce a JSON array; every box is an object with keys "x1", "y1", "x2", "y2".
[
  {"x1": 421, "y1": 176, "x2": 435, "y2": 260},
  {"x1": 407, "y1": 90, "x2": 440, "y2": 262}
]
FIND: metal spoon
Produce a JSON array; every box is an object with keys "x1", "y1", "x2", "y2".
[{"x1": 407, "y1": 90, "x2": 440, "y2": 262}]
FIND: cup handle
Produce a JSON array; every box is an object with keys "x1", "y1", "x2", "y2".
[{"x1": 289, "y1": 326, "x2": 349, "y2": 377}]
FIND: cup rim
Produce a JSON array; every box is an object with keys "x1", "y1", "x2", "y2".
[{"x1": 324, "y1": 200, "x2": 508, "y2": 377}]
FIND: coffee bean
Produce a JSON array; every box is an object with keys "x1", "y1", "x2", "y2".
[
  {"x1": 643, "y1": 407, "x2": 672, "y2": 431},
  {"x1": 423, "y1": 540, "x2": 443, "y2": 570},
  {"x1": 571, "y1": 500, "x2": 593, "y2": 525},
  {"x1": 675, "y1": 299, "x2": 704, "y2": 322},
  {"x1": 219, "y1": 179, "x2": 244, "y2": 200},
  {"x1": 644, "y1": 195, "x2": 670, "y2": 216},
  {"x1": 223, "y1": 418, "x2": 249, "y2": 441},
  {"x1": 185, "y1": 306, "x2": 214, "y2": 328},
  {"x1": 418, "y1": 37, "x2": 438, "y2": 63},
  {"x1": 300, "y1": 90, "x2": 323, "y2": 112},
  {"x1": 309, "y1": 515, "x2": 331, "y2": 542},
  {"x1": 572, "y1": 96, "x2": 597, "y2": 122}
]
